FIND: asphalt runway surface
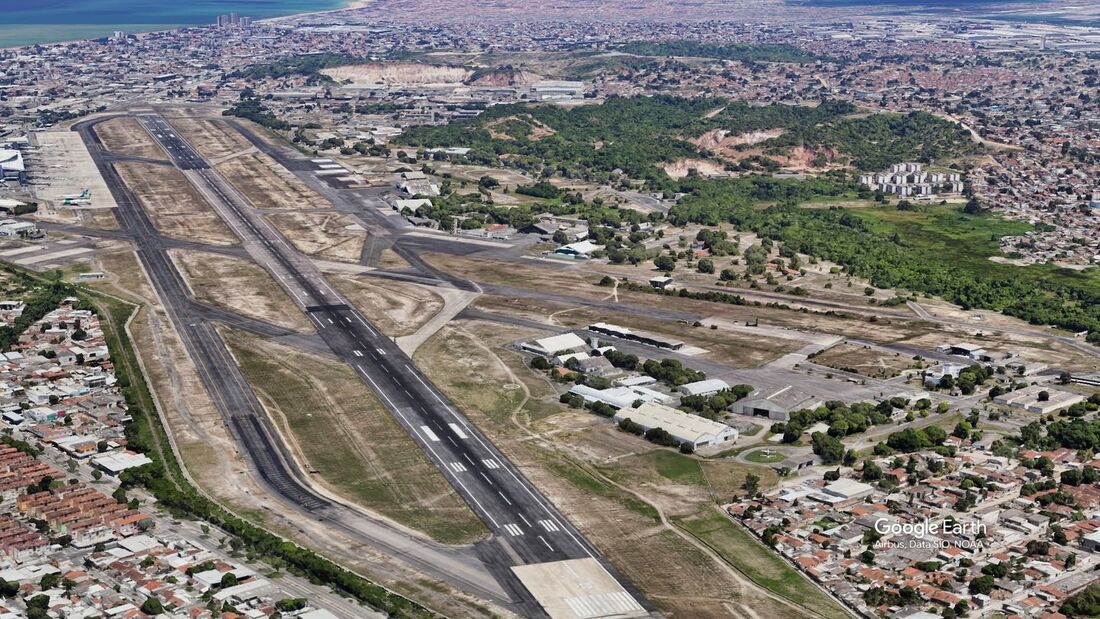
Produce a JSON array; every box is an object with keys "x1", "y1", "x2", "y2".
[{"x1": 76, "y1": 112, "x2": 648, "y2": 617}]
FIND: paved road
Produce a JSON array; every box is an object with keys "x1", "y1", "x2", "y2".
[
  {"x1": 73, "y1": 115, "x2": 513, "y2": 612},
  {"x1": 114, "y1": 112, "x2": 649, "y2": 616}
]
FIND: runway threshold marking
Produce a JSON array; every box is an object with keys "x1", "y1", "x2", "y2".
[
  {"x1": 450, "y1": 462, "x2": 466, "y2": 473},
  {"x1": 503, "y1": 524, "x2": 523, "y2": 536},
  {"x1": 539, "y1": 519, "x2": 561, "y2": 532},
  {"x1": 482, "y1": 458, "x2": 500, "y2": 469},
  {"x1": 353, "y1": 350, "x2": 363, "y2": 357},
  {"x1": 420, "y1": 425, "x2": 440, "y2": 442}
]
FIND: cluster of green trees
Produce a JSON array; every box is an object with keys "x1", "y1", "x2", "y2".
[
  {"x1": 640, "y1": 358, "x2": 705, "y2": 387},
  {"x1": 670, "y1": 192, "x2": 1100, "y2": 337},
  {"x1": 223, "y1": 91, "x2": 289, "y2": 131},
  {"x1": 883, "y1": 426, "x2": 949, "y2": 453},
  {"x1": 399, "y1": 96, "x2": 971, "y2": 191},
  {"x1": 617, "y1": 41, "x2": 821, "y2": 64},
  {"x1": 679, "y1": 385, "x2": 754, "y2": 419},
  {"x1": 229, "y1": 53, "x2": 359, "y2": 86},
  {"x1": 933, "y1": 364, "x2": 994, "y2": 394},
  {"x1": 0, "y1": 279, "x2": 89, "y2": 350},
  {"x1": 1062, "y1": 583, "x2": 1100, "y2": 617},
  {"x1": 772, "y1": 400, "x2": 894, "y2": 445},
  {"x1": 514, "y1": 181, "x2": 562, "y2": 199},
  {"x1": 617, "y1": 417, "x2": 691, "y2": 452}
]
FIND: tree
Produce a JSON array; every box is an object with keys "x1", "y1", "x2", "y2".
[
  {"x1": 697, "y1": 258, "x2": 715, "y2": 274},
  {"x1": 968, "y1": 575, "x2": 995, "y2": 595},
  {"x1": 743, "y1": 473, "x2": 760, "y2": 497},
  {"x1": 39, "y1": 573, "x2": 61, "y2": 590},
  {"x1": 140, "y1": 596, "x2": 164, "y2": 615},
  {"x1": 1038, "y1": 390, "x2": 1050, "y2": 402},
  {"x1": 654, "y1": 255, "x2": 676, "y2": 272},
  {"x1": 862, "y1": 460, "x2": 883, "y2": 481},
  {"x1": 811, "y1": 432, "x2": 845, "y2": 464},
  {"x1": 530, "y1": 356, "x2": 552, "y2": 371}
]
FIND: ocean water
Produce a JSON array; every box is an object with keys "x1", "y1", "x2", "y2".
[{"x1": 0, "y1": 0, "x2": 349, "y2": 47}]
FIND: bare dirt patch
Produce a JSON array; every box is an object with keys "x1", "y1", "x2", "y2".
[
  {"x1": 810, "y1": 341, "x2": 925, "y2": 379},
  {"x1": 662, "y1": 158, "x2": 731, "y2": 179},
  {"x1": 170, "y1": 249, "x2": 313, "y2": 332},
  {"x1": 217, "y1": 152, "x2": 329, "y2": 210},
  {"x1": 329, "y1": 274, "x2": 444, "y2": 338},
  {"x1": 114, "y1": 162, "x2": 238, "y2": 245},
  {"x1": 94, "y1": 117, "x2": 164, "y2": 160},
  {"x1": 266, "y1": 212, "x2": 366, "y2": 263}
]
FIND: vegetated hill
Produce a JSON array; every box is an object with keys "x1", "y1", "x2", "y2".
[
  {"x1": 399, "y1": 96, "x2": 976, "y2": 187},
  {"x1": 229, "y1": 53, "x2": 361, "y2": 86},
  {"x1": 617, "y1": 40, "x2": 822, "y2": 64},
  {"x1": 464, "y1": 64, "x2": 542, "y2": 86}
]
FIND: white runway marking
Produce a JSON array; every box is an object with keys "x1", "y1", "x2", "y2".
[
  {"x1": 450, "y1": 462, "x2": 466, "y2": 473},
  {"x1": 503, "y1": 524, "x2": 523, "y2": 536},
  {"x1": 420, "y1": 425, "x2": 440, "y2": 442},
  {"x1": 482, "y1": 458, "x2": 500, "y2": 469},
  {"x1": 448, "y1": 423, "x2": 468, "y2": 439},
  {"x1": 539, "y1": 519, "x2": 560, "y2": 532}
]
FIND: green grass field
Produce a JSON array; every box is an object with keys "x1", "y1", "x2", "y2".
[
  {"x1": 676, "y1": 509, "x2": 852, "y2": 619},
  {"x1": 745, "y1": 449, "x2": 786, "y2": 464}
]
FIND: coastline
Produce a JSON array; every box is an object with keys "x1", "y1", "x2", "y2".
[{"x1": 0, "y1": 0, "x2": 370, "y2": 50}]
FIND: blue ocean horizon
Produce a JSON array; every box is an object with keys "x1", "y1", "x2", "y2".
[{"x1": 0, "y1": 0, "x2": 349, "y2": 47}]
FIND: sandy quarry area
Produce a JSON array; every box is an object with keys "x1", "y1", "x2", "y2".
[{"x1": 322, "y1": 62, "x2": 472, "y2": 86}]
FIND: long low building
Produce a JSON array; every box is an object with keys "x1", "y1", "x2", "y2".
[
  {"x1": 569, "y1": 384, "x2": 670, "y2": 409},
  {"x1": 992, "y1": 384, "x2": 1084, "y2": 415},
  {"x1": 588, "y1": 322, "x2": 684, "y2": 350},
  {"x1": 613, "y1": 401, "x2": 737, "y2": 450},
  {"x1": 522, "y1": 332, "x2": 589, "y2": 357}
]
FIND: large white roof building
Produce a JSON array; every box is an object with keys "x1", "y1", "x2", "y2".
[{"x1": 613, "y1": 401, "x2": 737, "y2": 449}]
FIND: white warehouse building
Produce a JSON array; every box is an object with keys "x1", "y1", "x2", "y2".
[
  {"x1": 613, "y1": 401, "x2": 738, "y2": 450},
  {"x1": 679, "y1": 379, "x2": 730, "y2": 397}
]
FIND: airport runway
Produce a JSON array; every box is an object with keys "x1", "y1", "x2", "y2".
[
  {"x1": 82, "y1": 112, "x2": 650, "y2": 617},
  {"x1": 72, "y1": 116, "x2": 516, "y2": 613}
]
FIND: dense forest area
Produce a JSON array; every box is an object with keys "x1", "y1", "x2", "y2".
[
  {"x1": 616, "y1": 41, "x2": 822, "y2": 64},
  {"x1": 399, "y1": 96, "x2": 975, "y2": 190}
]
